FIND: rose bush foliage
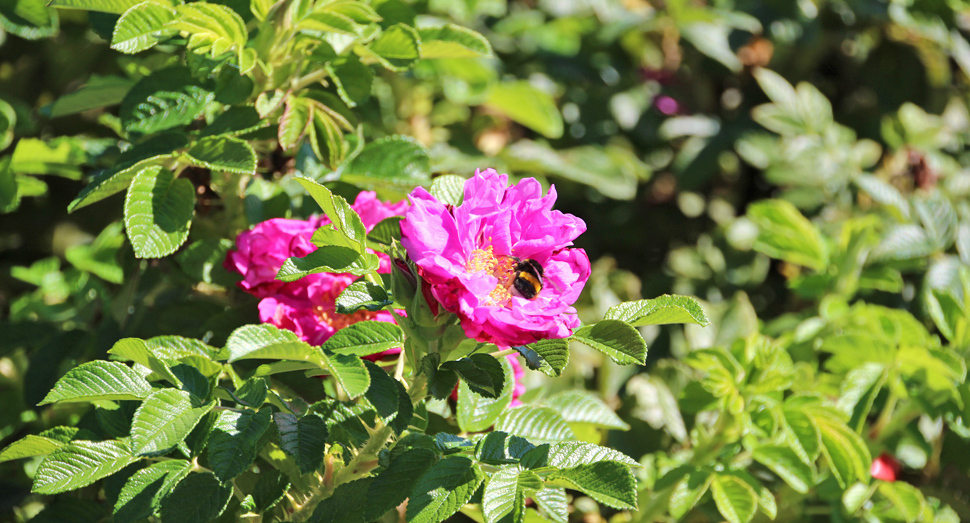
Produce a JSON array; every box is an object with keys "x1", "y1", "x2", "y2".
[{"x1": 4, "y1": 1, "x2": 970, "y2": 523}]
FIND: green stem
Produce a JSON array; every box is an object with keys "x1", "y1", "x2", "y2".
[
  {"x1": 288, "y1": 370, "x2": 429, "y2": 521},
  {"x1": 870, "y1": 388, "x2": 900, "y2": 441},
  {"x1": 291, "y1": 68, "x2": 330, "y2": 91},
  {"x1": 289, "y1": 424, "x2": 393, "y2": 521}
]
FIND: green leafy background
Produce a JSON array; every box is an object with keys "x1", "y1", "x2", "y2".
[{"x1": 3, "y1": 0, "x2": 970, "y2": 522}]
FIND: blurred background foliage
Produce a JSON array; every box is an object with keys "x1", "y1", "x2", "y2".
[{"x1": 7, "y1": 0, "x2": 970, "y2": 521}]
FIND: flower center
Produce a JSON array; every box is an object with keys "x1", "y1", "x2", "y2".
[{"x1": 465, "y1": 246, "x2": 517, "y2": 306}]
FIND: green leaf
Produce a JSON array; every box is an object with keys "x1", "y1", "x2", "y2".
[
  {"x1": 429, "y1": 174, "x2": 465, "y2": 206},
  {"x1": 542, "y1": 390, "x2": 630, "y2": 430},
  {"x1": 0, "y1": 158, "x2": 16, "y2": 214},
  {"x1": 424, "y1": 353, "x2": 459, "y2": 400},
  {"x1": 200, "y1": 106, "x2": 266, "y2": 138},
  {"x1": 158, "y1": 472, "x2": 233, "y2": 523},
  {"x1": 145, "y1": 335, "x2": 219, "y2": 361},
  {"x1": 547, "y1": 461, "x2": 637, "y2": 510},
  {"x1": 308, "y1": 477, "x2": 372, "y2": 523},
  {"x1": 366, "y1": 23, "x2": 420, "y2": 71},
  {"x1": 604, "y1": 295, "x2": 709, "y2": 327},
  {"x1": 476, "y1": 432, "x2": 536, "y2": 465},
  {"x1": 0, "y1": 99, "x2": 13, "y2": 151},
  {"x1": 108, "y1": 337, "x2": 181, "y2": 385},
  {"x1": 123, "y1": 166, "x2": 195, "y2": 258},
  {"x1": 441, "y1": 353, "x2": 505, "y2": 398},
  {"x1": 0, "y1": 0, "x2": 58, "y2": 41},
  {"x1": 518, "y1": 339, "x2": 569, "y2": 377},
  {"x1": 226, "y1": 324, "x2": 371, "y2": 397},
  {"x1": 572, "y1": 320, "x2": 647, "y2": 365},
  {"x1": 810, "y1": 409, "x2": 871, "y2": 489},
  {"x1": 114, "y1": 459, "x2": 192, "y2": 523},
  {"x1": 364, "y1": 448, "x2": 438, "y2": 521},
  {"x1": 185, "y1": 135, "x2": 257, "y2": 174},
  {"x1": 407, "y1": 457, "x2": 484, "y2": 523},
  {"x1": 208, "y1": 408, "x2": 272, "y2": 481},
  {"x1": 297, "y1": 12, "x2": 351, "y2": 34},
  {"x1": 39, "y1": 360, "x2": 152, "y2": 405},
  {"x1": 296, "y1": 177, "x2": 368, "y2": 251},
  {"x1": 418, "y1": 24, "x2": 492, "y2": 58},
  {"x1": 752, "y1": 445, "x2": 815, "y2": 494},
  {"x1": 367, "y1": 217, "x2": 403, "y2": 246},
  {"x1": 250, "y1": 470, "x2": 290, "y2": 513},
  {"x1": 111, "y1": 1, "x2": 176, "y2": 54},
  {"x1": 177, "y1": 238, "x2": 235, "y2": 286},
  {"x1": 131, "y1": 389, "x2": 215, "y2": 456},
  {"x1": 363, "y1": 360, "x2": 402, "y2": 423},
  {"x1": 278, "y1": 247, "x2": 380, "y2": 280},
  {"x1": 343, "y1": 135, "x2": 432, "y2": 188},
  {"x1": 546, "y1": 442, "x2": 639, "y2": 469},
  {"x1": 842, "y1": 482, "x2": 869, "y2": 513},
  {"x1": 334, "y1": 280, "x2": 393, "y2": 313},
  {"x1": 837, "y1": 363, "x2": 887, "y2": 433},
  {"x1": 64, "y1": 221, "x2": 126, "y2": 283},
  {"x1": 871, "y1": 225, "x2": 938, "y2": 262},
  {"x1": 168, "y1": 3, "x2": 253, "y2": 73},
  {"x1": 710, "y1": 475, "x2": 759, "y2": 523},
  {"x1": 504, "y1": 141, "x2": 643, "y2": 201},
  {"x1": 668, "y1": 469, "x2": 712, "y2": 518},
  {"x1": 226, "y1": 323, "x2": 304, "y2": 361},
  {"x1": 49, "y1": 75, "x2": 134, "y2": 117},
  {"x1": 494, "y1": 406, "x2": 576, "y2": 445},
  {"x1": 232, "y1": 377, "x2": 269, "y2": 407},
  {"x1": 32, "y1": 439, "x2": 136, "y2": 494},
  {"x1": 321, "y1": 321, "x2": 403, "y2": 356},
  {"x1": 120, "y1": 66, "x2": 214, "y2": 135},
  {"x1": 279, "y1": 96, "x2": 313, "y2": 150},
  {"x1": 878, "y1": 482, "x2": 925, "y2": 523},
  {"x1": 487, "y1": 82, "x2": 563, "y2": 139},
  {"x1": 274, "y1": 412, "x2": 328, "y2": 474},
  {"x1": 9, "y1": 138, "x2": 85, "y2": 178},
  {"x1": 854, "y1": 175, "x2": 910, "y2": 220},
  {"x1": 457, "y1": 357, "x2": 515, "y2": 432},
  {"x1": 48, "y1": 0, "x2": 139, "y2": 13},
  {"x1": 483, "y1": 466, "x2": 542, "y2": 523},
  {"x1": 534, "y1": 487, "x2": 568, "y2": 523},
  {"x1": 327, "y1": 55, "x2": 373, "y2": 108},
  {"x1": 0, "y1": 435, "x2": 64, "y2": 463},
  {"x1": 747, "y1": 199, "x2": 829, "y2": 271},
  {"x1": 68, "y1": 132, "x2": 188, "y2": 213}
]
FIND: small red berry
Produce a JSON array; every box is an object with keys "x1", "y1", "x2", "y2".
[{"x1": 870, "y1": 453, "x2": 901, "y2": 482}]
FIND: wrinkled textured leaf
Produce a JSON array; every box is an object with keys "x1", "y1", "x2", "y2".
[{"x1": 123, "y1": 166, "x2": 195, "y2": 258}]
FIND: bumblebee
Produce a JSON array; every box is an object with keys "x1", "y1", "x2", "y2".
[{"x1": 511, "y1": 258, "x2": 544, "y2": 300}]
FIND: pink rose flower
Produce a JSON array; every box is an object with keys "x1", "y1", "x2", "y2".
[
  {"x1": 256, "y1": 275, "x2": 398, "y2": 352},
  {"x1": 226, "y1": 191, "x2": 407, "y2": 353},
  {"x1": 400, "y1": 169, "x2": 590, "y2": 347},
  {"x1": 224, "y1": 216, "x2": 325, "y2": 298}
]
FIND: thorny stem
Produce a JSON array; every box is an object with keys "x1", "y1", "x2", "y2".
[
  {"x1": 288, "y1": 424, "x2": 392, "y2": 521},
  {"x1": 288, "y1": 369, "x2": 429, "y2": 521}
]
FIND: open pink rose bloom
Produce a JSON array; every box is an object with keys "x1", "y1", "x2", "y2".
[
  {"x1": 224, "y1": 191, "x2": 407, "y2": 355},
  {"x1": 401, "y1": 169, "x2": 591, "y2": 348}
]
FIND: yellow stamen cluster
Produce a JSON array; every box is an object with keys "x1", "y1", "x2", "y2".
[{"x1": 466, "y1": 246, "x2": 517, "y2": 306}]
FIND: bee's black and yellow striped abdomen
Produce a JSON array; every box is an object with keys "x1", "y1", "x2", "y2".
[{"x1": 512, "y1": 258, "x2": 544, "y2": 299}]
